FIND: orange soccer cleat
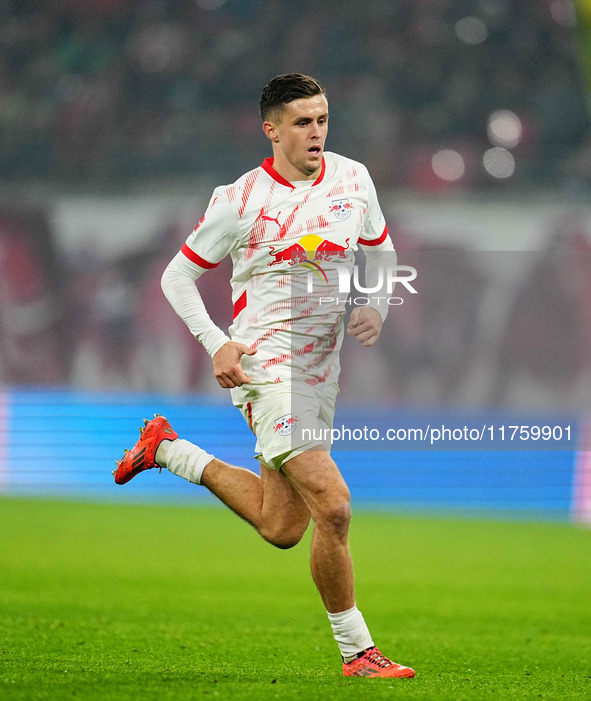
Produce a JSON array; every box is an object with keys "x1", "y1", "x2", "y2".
[
  {"x1": 342, "y1": 647, "x2": 415, "y2": 678},
  {"x1": 112, "y1": 414, "x2": 178, "y2": 485}
]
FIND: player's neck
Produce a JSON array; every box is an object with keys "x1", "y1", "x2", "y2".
[{"x1": 270, "y1": 154, "x2": 321, "y2": 183}]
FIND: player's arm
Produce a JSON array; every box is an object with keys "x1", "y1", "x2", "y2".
[
  {"x1": 348, "y1": 239, "x2": 397, "y2": 346},
  {"x1": 347, "y1": 169, "x2": 397, "y2": 347},
  {"x1": 160, "y1": 191, "x2": 256, "y2": 389}
]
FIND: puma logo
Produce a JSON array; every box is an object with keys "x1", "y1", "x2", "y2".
[{"x1": 261, "y1": 212, "x2": 282, "y2": 227}]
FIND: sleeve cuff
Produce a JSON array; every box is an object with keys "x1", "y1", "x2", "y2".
[{"x1": 202, "y1": 330, "x2": 232, "y2": 358}]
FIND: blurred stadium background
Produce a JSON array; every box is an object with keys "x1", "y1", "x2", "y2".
[{"x1": 1, "y1": 0, "x2": 591, "y2": 521}]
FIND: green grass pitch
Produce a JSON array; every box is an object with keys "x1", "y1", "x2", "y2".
[{"x1": 0, "y1": 498, "x2": 589, "y2": 700}]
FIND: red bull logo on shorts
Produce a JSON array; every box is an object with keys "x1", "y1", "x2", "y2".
[{"x1": 273, "y1": 413, "x2": 299, "y2": 437}]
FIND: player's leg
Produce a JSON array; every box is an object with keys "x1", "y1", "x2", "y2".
[
  {"x1": 112, "y1": 415, "x2": 310, "y2": 549},
  {"x1": 281, "y1": 448, "x2": 415, "y2": 678},
  {"x1": 161, "y1": 436, "x2": 311, "y2": 548},
  {"x1": 281, "y1": 449, "x2": 354, "y2": 612},
  {"x1": 200, "y1": 459, "x2": 311, "y2": 549}
]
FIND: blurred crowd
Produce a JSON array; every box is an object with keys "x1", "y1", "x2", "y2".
[
  {"x1": 1, "y1": 0, "x2": 590, "y2": 407},
  {"x1": 1, "y1": 201, "x2": 590, "y2": 410},
  {"x1": 0, "y1": 0, "x2": 589, "y2": 191}
]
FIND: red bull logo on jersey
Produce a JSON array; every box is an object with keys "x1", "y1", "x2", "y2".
[
  {"x1": 267, "y1": 232, "x2": 351, "y2": 275},
  {"x1": 267, "y1": 243, "x2": 308, "y2": 266},
  {"x1": 328, "y1": 198, "x2": 354, "y2": 220},
  {"x1": 273, "y1": 413, "x2": 299, "y2": 437},
  {"x1": 313, "y1": 238, "x2": 350, "y2": 261}
]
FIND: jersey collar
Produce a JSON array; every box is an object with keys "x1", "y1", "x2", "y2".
[{"x1": 261, "y1": 157, "x2": 326, "y2": 190}]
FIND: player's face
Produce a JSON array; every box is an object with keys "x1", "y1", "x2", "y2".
[{"x1": 264, "y1": 94, "x2": 329, "y2": 181}]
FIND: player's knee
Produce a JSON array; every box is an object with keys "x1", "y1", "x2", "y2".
[
  {"x1": 318, "y1": 499, "x2": 351, "y2": 537},
  {"x1": 260, "y1": 517, "x2": 309, "y2": 549},
  {"x1": 261, "y1": 527, "x2": 304, "y2": 550},
  {"x1": 270, "y1": 534, "x2": 302, "y2": 550}
]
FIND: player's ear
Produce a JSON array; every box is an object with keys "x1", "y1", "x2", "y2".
[{"x1": 262, "y1": 120, "x2": 279, "y2": 142}]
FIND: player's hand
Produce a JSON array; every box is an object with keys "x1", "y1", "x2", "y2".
[
  {"x1": 212, "y1": 341, "x2": 257, "y2": 389},
  {"x1": 346, "y1": 306, "x2": 383, "y2": 347}
]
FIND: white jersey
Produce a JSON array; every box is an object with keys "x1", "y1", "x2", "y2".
[{"x1": 179, "y1": 151, "x2": 394, "y2": 387}]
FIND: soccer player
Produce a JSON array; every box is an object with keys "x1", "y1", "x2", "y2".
[{"x1": 113, "y1": 74, "x2": 415, "y2": 679}]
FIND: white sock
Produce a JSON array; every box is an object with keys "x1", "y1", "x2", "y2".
[
  {"x1": 155, "y1": 439, "x2": 214, "y2": 485},
  {"x1": 327, "y1": 605, "x2": 374, "y2": 663}
]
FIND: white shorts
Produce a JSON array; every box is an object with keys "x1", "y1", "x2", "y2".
[{"x1": 231, "y1": 381, "x2": 339, "y2": 470}]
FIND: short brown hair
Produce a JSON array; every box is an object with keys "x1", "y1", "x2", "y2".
[{"x1": 259, "y1": 73, "x2": 325, "y2": 121}]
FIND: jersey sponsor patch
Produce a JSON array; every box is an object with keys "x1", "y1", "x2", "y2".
[
  {"x1": 266, "y1": 234, "x2": 351, "y2": 268},
  {"x1": 329, "y1": 198, "x2": 354, "y2": 220},
  {"x1": 272, "y1": 413, "x2": 299, "y2": 436}
]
